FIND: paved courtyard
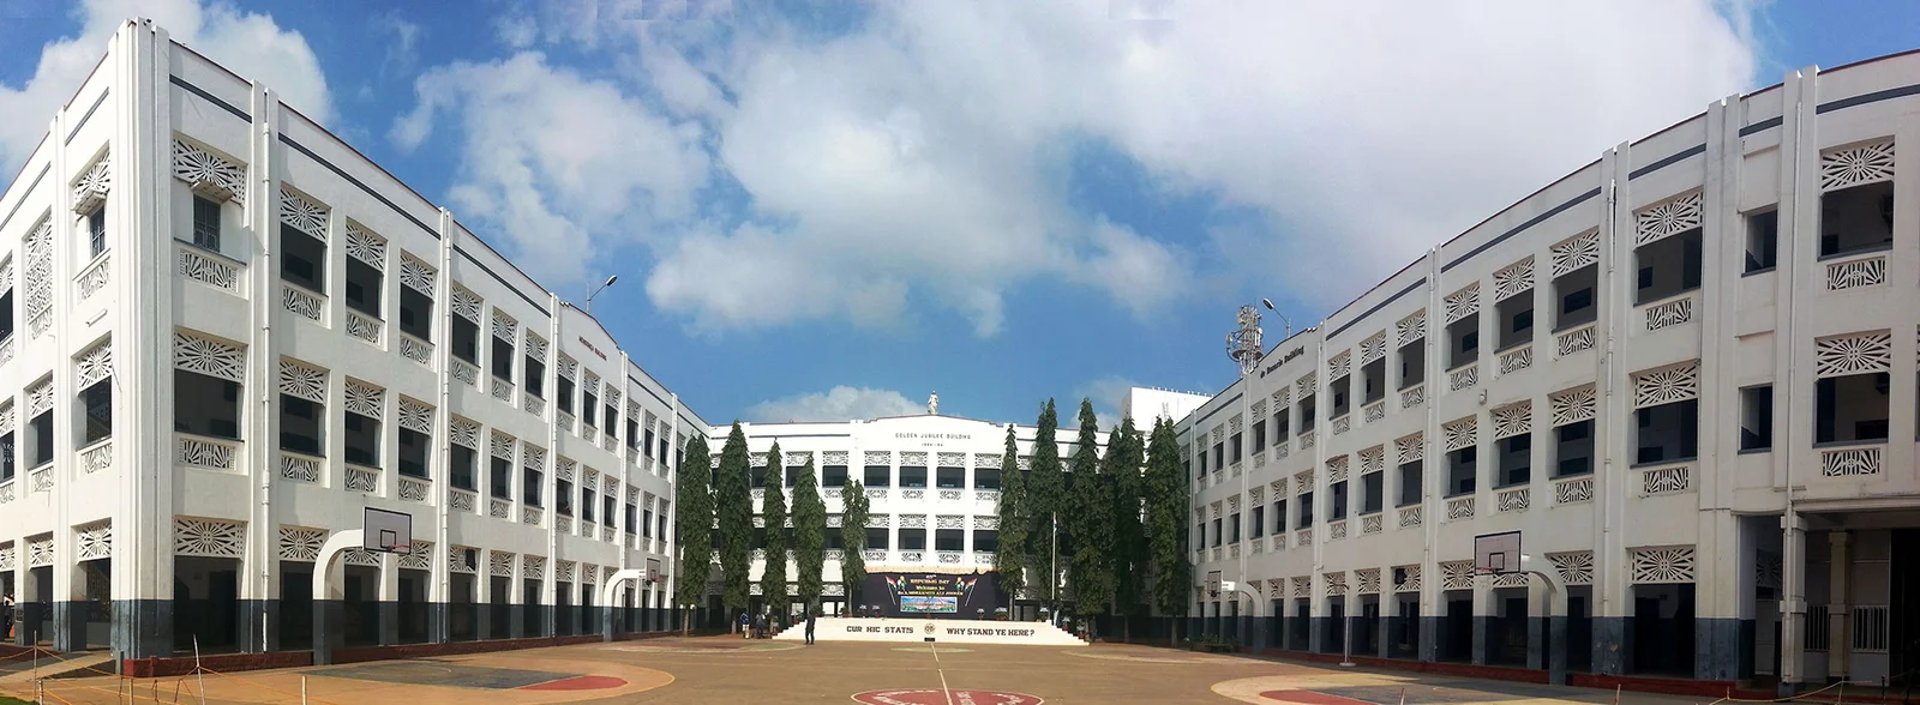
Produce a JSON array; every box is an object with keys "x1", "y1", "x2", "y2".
[{"x1": 2, "y1": 637, "x2": 1721, "y2": 704}]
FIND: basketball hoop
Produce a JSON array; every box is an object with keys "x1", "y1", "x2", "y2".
[
  {"x1": 1473, "y1": 531, "x2": 1521, "y2": 576},
  {"x1": 363, "y1": 507, "x2": 414, "y2": 555},
  {"x1": 1205, "y1": 570, "x2": 1222, "y2": 600}
]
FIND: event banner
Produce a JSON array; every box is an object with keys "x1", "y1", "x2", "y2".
[{"x1": 861, "y1": 572, "x2": 1002, "y2": 618}]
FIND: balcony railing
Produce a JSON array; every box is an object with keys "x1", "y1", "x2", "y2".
[
  {"x1": 345, "y1": 310, "x2": 382, "y2": 344},
  {"x1": 450, "y1": 488, "x2": 477, "y2": 513},
  {"x1": 974, "y1": 489, "x2": 998, "y2": 502},
  {"x1": 177, "y1": 434, "x2": 238, "y2": 472},
  {"x1": 523, "y1": 506, "x2": 543, "y2": 526},
  {"x1": 281, "y1": 283, "x2": 324, "y2": 321},
  {"x1": 1448, "y1": 363, "x2": 1479, "y2": 392},
  {"x1": 1819, "y1": 443, "x2": 1883, "y2": 477},
  {"x1": 450, "y1": 359, "x2": 478, "y2": 386},
  {"x1": 1328, "y1": 520, "x2": 1348, "y2": 540},
  {"x1": 77, "y1": 439, "x2": 113, "y2": 475},
  {"x1": 1556, "y1": 322, "x2": 1596, "y2": 357},
  {"x1": 1361, "y1": 513, "x2": 1382, "y2": 534},
  {"x1": 1397, "y1": 506, "x2": 1422, "y2": 528},
  {"x1": 398, "y1": 476, "x2": 430, "y2": 503},
  {"x1": 1498, "y1": 344, "x2": 1533, "y2": 375},
  {"x1": 280, "y1": 451, "x2": 322, "y2": 483},
  {"x1": 1642, "y1": 293, "x2": 1694, "y2": 332},
  {"x1": 937, "y1": 551, "x2": 962, "y2": 564},
  {"x1": 1400, "y1": 384, "x2": 1425, "y2": 409},
  {"x1": 30, "y1": 464, "x2": 52, "y2": 492},
  {"x1": 76, "y1": 253, "x2": 110, "y2": 301},
  {"x1": 399, "y1": 334, "x2": 433, "y2": 366},
  {"x1": 1363, "y1": 402, "x2": 1386, "y2": 424},
  {"x1": 1495, "y1": 486, "x2": 1530, "y2": 513},
  {"x1": 490, "y1": 498, "x2": 511, "y2": 518},
  {"x1": 1331, "y1": 416, "x2": 1351, "y2": 436},
  {"x1": 1638, "y1": 463, "x2": 1692, "y2": 495},
  {"x1": 345, "y1": 464, "x2": 381, "y2": 493},
  {"x1": 1824, "y1": 250, "x2": 1888, "y2": 291},
  {"x1": 1446, "y1": 496, "x2": 1475, "y2": 520},
  {"x1": 177, "y1": 242, "x2": 244, "y2": 294},
  {"x1": 1295, "y1": 528, "x2": 1312, "y2": 546},
  {"x1": 1553, "y1": 475, "x2": 1593, "y2": 504}
]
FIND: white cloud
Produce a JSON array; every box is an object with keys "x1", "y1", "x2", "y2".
[
  {"x1": 372, "y1": 11, "x2": 422, "y2": 78},
  {"x1": 409, "y1": 0, "x2": 1758, "y2": 333},
  {"x1": 747, "y1": 386, "x2": 927, "y2": 423},
  {"x1": 494, "y1": 14, "x2": 537, "y2": 49},
  {"x1": 1068, "y1": 374, "x2": 1141, "y2": 431},
  {"x1": 0, "y1": 0, "x2": 334, "y2": 172},
  {"x1": 390, "y1": 52, "x2": 710, "y2": 288}
]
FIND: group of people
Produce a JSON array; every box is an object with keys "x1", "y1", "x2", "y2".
[{"x1": 738, "y1": 606, "x2": 821, "y2": 645}]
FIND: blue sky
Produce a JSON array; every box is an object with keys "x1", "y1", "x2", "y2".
[{"x1": 3, "y1": 0, "x2": 1917, "y2": 427}]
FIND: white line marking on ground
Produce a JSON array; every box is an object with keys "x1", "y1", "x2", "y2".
[{"x1": 931, "y1": 642, "x2": 954, "y2": 705}]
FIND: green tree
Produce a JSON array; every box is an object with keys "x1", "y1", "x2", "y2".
[
  {"x1": 792, "y1": 457, "x2": 827, "y2": 609},
  {"x1": 840, "y1": 479, "x2": 870, "y2": 607},
  {"x1": 760, "y1": 442, "x2": 790, "y2": 614},
  {"x1": 1104, "y1": 418, "x2": 1148, "y2": 639},
  {"x1": 1026, "y1": 399, "x2": 1063, "y2": 612},
  {"x1": 1065, "y1": 399, "x2": 1110, "y2": 626},
  {"x1": 715, "y1": 423, "x2": 754, "y2": 618},
  {"x1": 992, "y1": 425, "x2": 1029, "y2": 613},
  {"x1": 1144, "y1": 417, "x2": 1193, "y2": 646},
  {"x1": 673, "y1": 434, "x2": 714, "y2": 635}
]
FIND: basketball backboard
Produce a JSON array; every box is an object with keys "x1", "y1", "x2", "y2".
[
  {"x1": 1205, "y1": 570, "x2": 1222, "y2": 599},
  {"x1": 1474, "y1": 531, "x2": 1521, "y2": 575},
  {"x1": 645, "y1": 558, "x2": 663, "y2": 583},
  {"x1": 363, "y1": 507, "x2": 413, "y2": 554}
]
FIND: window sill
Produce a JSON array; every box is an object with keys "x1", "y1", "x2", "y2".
[
  {"x1": 1740, "y1": 266, "x2": 1777, "y2": 278},
  {"x1": 1633, "y1": 286, "x2": 1701, "y2": 309},
  {"x1": 1817, "y1": 243, "x2": 1893, "y2": 262},
  {"x1": 1736, "y1": 446, "x2": 1772, "y2": 455},
  {"x1": 1812, "y1": 438, "x2": 1888, "y2": 450},
  {"x1": 1552, "y1": 470, "x2": 1595, "y2": 480},
  {"x1": 1494, "y1": 340, "x2": 1532, "y2": 355},
  {"x1": 1551, "y1": 319, "x2": 1597, "y2": 335},
  {"x1": 1629, "y1": 457, "x2": 1698, "y2": 469},
  {"x1": 176, "y1": 238, "x2": 246, "y2": 266},
  {"x1": 1444, "y1": 490, "x2": 1474, "y2": 499}
]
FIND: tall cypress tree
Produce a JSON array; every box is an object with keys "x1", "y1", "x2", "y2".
[
  {"x1": 792, "y1": 458, "x2": 827, "y2": 610},
  {"x1": 760, "y1": 442, "x2": 790, "y2": 615},
  {"x1": 716, "y1": 423, "x2": 754, "y2": 618},
  {"x1": 1105, "y1": 418, "x2": 1147, "y2": 637},
  {"x1": 673, "y1": 434, "x2": 714, "y2": 635},
  {"x1": 992, "y1": 425, "x2": 1028, "y2": 613},
  {"x1": 1145, "y1": 417, "x2": 1193, "y2": 646},
  {"x1": 840, "y1": 479, "x2": 870, "y2": 608},
  {"x1": 1026, "y1": 399, "x2": 1063, "y2": 613},
  {"x1": 1065, "y1": 399, "x2": 1110, "y2": 624}
]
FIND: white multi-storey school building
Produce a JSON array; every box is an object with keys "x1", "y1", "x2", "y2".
[
  {"x1": 0, "y1": 21, "x2": 701, "y2": 662},
  {"x1": 1180, "y1": 52, "x2": 1920, "y2": 692},
  {"x1": 733, "y1": 402, "x2": 1106, "y2": 619}
]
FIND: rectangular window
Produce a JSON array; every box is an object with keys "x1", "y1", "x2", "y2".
[
  {"x1": 557, "y1": 377, "x2": 575, "y2": 414},
  {"x1": 450, "y1": 444, "x2": 477, "y2": 491},
  {"x1": 0, "y1": 290, "x2": 13, "y2": 342},
  {"x1": 280, "y1": 225, "x2": 326, "y2": 293},
  {"x1": 1745, "y1": 209, "x2": 1778, "y2": 272},
  {"x1": 87, "y1": 206, "x2": 106, "y2": 258},
  {"x1": 452, "y1": 316, "x2": 478, "y2": 363},
  {"x1": 1362, "y1": 471, "x2": 1383, "y2": 514},
  {"x1": 29, "y1": 411, "x2": 53, "y2": 467},
  {"x1": 636, "y1": 506, "x2": 647, "y2": 536},
  {"x1": 1448, "y1": 317, "x2": 1478, "y2": 367},
  {"x1": 1555, "y1": 421, "x2": 1594, "y2": 476},
  {"x1": 601, "y1": 495, "x2": 614, "y2": 525},
  {"x1": 0, "y1": 431, "x2": 13, "y2": 483},
  {"x1": 605, "y1": 403, "x2": 619, "y2": 437},
  {"x1": 1212, "y1": 441, "x2": 1224, "y2": 470},
  {"x1": 627, "y1": 418, "x2": 640, "y2": 449},
  {"x1": 582, "y1": 389, "x2": 598, "y2": 427},
  {"x1": 1273, "y1": 409, "x2": 1289, "y2": 439},
  {"x1": 1272, "y1": 499, "x2": 1286, "y2": 534},
  {"x1": 900, "y1": 528, "x2": 926, "y2": 551},
  {"x1": 1447, "y1": 446, "x2": 1476, "y2": 496},
  {"x1": 490, "y1": 456, "x2": 513, "y2": 499},
  {"x1": 524, "y1": 468, "x2": 544, "y2": 508},
  {"x1": 278, "y1": 395, "x2": 323, "y2": 456},
  {"x1": 1814, "y1": 373, "x2": 1890, "y2": 444},
  {"x1": 524, "y1": 355, "x2": 545, "y2": 398},
  {"x1": 557, "y1": 480, "x2": 574, "y2": 517},
  {"x1": 1296, "y1": 492, "x2": 1314, "y2": 528},
  {"x1": 750, "y1": 465, "x2": 767, "y2": 489},
  {"x1": 80, "y1": 379, "x2": 113, "y2": 443},
  {"x1": 1741, "y1": 385, "x2": 1773, "y2": 451},
  {"x1": 1635, "y1": 400, "x2": 1700, "y2": 464},
  {"x1": 1398, "y1": 341, "x2": 1426, "y2": 389},
  {"x1": 865, "y1": 464, "x2": 890, "y2": 487},
  {"x1": 491, "y1": 337, "x2": 514, "y2": 381},
  {"x1": 398, "y1": 427, "x2": 428, "y2": 479},
  {"x1": 344, "y1": 257, "x2": 382, "y2": 318},
  {"x1": 936, "y1": 466, "x2": 965, "y2": 489},
  {"x1": 785, "y1": 466, "x2": 800, "y2": 487},
  {"x1": 343, "y1": 412, "x2": 380, "y2": 468},
  {"x1": 1397, "y1": 461, "x2": 1422, "y2": 507},
  {"x1": 971, "y1": 529, "x2": 997, "y2": 552},
  {"x1": 399, "y1": 287, "x2": 432, "y2": 341},
  {"x1": 825, "y1": 464, "x2": 850, "y2": 487},
  {"x1": 971, "y1": 467, "x2": 998, "y2": 489},
  {"x1": 1329, "y1": 481, "x2": 1349, "y2": 520},
  {"x1": 174, "y1": 369, "x2": 241, "y2": 440},
  {"x1": 1818, "y1": 180, "x2": 1894, "y2": 258},
  {"x1": 1298, "y1": 395, "x2": 1317, "y2": 433},
  {"x1": 1330, "y1": 377, "x2": 1350, "y2": 419},
  {"x1": 192, "y1": 196, "x2": 221, "y2": 251},
  {"x1": 935, "y1": 529, "x2": 964, "y2": 551},
  {"x1": 1228, "y1": 513, "x2": 1241, "y2": 543},
  {"x1": 868, "y1": 527, "x2": 891, "y2": 550},
  {"x1": 1251, "y1": 505, "x2": 1266, "y2": 538},
  {"x1": 900, "y1": 465, "x2": 928, "y2": 488},
  {"x1": 1210, "y1": 518, "x2": 1222, "y2": 547},
  {"x1": 1633, "y1": 229, "x2": 1703, "y2": 304},
  {"x1": 644, "y1": 428, "x2": 656, "y2": 458},
  {"x1": 1497, "y1": 434, "x2": 1530, "y2": 487}
]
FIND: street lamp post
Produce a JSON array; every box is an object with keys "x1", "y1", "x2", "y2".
[{"x1": 585, "y1": 274, "x2": 619, "y2": 314}]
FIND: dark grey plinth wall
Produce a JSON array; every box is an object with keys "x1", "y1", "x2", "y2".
[
  {"x1": 1696, "y1": 618, "x2": 1742, "y2": 680},
  {"x1": 239, "y1": 599, "x2": 279, "y2": 652},
  {"x1": 1309, "y1": 616, "x2": 1328, "y2": 653},
  {"x1": 111, "y1": 599, "x2": 172, "y2": 658},
  {"x1": 377, "y1": 602, "x2": 399, "y2": 645},
  {"x1": 1593, "y1": 617, "x2": 1628, "y2": 674},
  {"x1": 1527, "y1": 616, "x2": 1546, "y2": 670},
  {"x1": 52, "y1": 602, "x2": 87, "y2": 652},
  {"x1": 1418, "y1": 616, "x2": 1439, "y2": 661},
  {"x1": 312, "y1": 600, "x2": 346, "y2": 665},
  {"x1": 1471, "y1": 615, "x2": 1488, "y2": 665}
]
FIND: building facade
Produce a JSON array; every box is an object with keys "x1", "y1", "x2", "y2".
[
  {"x1": 734, "y1": 409, "x2": 1104, "y2": 618},
  {"x1": 0, "y1": 21, "x2": 699, "y2": 659},
  {"x1": 1179, "y1": 53, "x2": 1920, "y2": 688}
]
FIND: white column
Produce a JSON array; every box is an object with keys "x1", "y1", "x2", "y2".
[{"x1": 1826, "y1": 530, "x2": 1851, "y2": 680}]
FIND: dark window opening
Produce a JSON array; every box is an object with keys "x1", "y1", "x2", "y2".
[
  {"x1": 935, "y1": 529, "x2": 963, "y2": 551},
  {"x1": 1330, "y1": 376, "x2": 1351, "y2": 419},
  {"x1": 1362, "y1": 471, "x2": 1383, "y2": 514},
  {"x1": 398, "y1": 287, "x2": 432, "y2": 341},
  {"x1": 344, "y1": 258, "x2": 382, "y2": 318},
  {"x1": 557, "y1": 377, "x2": 575, "y2": 415},
  {"x1": 1633, "y1": 228, "x2": 1702, "y2": 305},
  {"x1": 524, "y1": 356, "x2": 545, "y2": 398},
  {"x1": 450, "y1": 444, "x2": 477, "y2": 491},
  {"x1": 29, "y1": 410, "x2": 53, "y2": 467},
  {"x1": 1497, "y1": 295, "x2": 1533, "y2": 351},
  {"x1": 398, "y1": 428, "x2": 428, "y2": 479},
  {"x1": 1635, "y1": 400, "x2": 1699, "y2": 465},
  {"x1": 1252, "y1": 506, "x2": 1266, "y2": 538},
  {"x1": 900, "y1": 466, "x2": 927, "y2": 488},
  {"x1": 1741, "y1": 385, "x2": 1773, "y2": 451},
  {"x1": 192, "y1": 196, "x2": 221, "y2": 251},
  {"x1": 1397, "y1": 461, "x2": 1422, "y2": 507},
  {"x1": 1448, "y1": 316, "x2": 1478, "y2": 369},
  {"x1": 1252, "y1": 414, "x2": 1267, "y2": 452},
  {"x1": 1298, "y1": 395, "x2": 1317, "y2": 434},
  {"x1": 936, "y1": 466, "x2": 965, "y2": 489},
  {"x1": 1272, "y1": 499, "x2": 1287, "y2": 534},
  {"x1": 1496, "y1": 434, "x2": 1530, "y2": 487},
  {"x1": 900, "y1": 528, "x2": 926, "y2": 551},
  {"x1": 1818, "y1": 180, "x2": 1894, "y2": 258},
  {"x1": 867, "y1": 527, "x2": 890, "y2": 550},
  {"x1": 1296, "y1": 492, "x2": 1314, "y2": 528},
  {"x1": 971, "y1": 529, "x2": 997, "y2": 552},
  {"x1": 1814, "y1": 373, "x2": 1889, "y2": 444},
  {"x1": 1228, "y1": 513, "x2": 1242, "y2": 543},
  {"x1": 1229, "y1": 432, "x2": 1243, "y2": 464},
  {"x1": 557, "y1": 480, "x2": 574, "y2": 517},
  {"x1": 491, "y1": 338, "x2": 514, "y2": 382},
  {"x1": 1554, "y1": 265, "x2": 1597, "y2": 331},
  {"x1": 825, "y1": 465, "x2": 851, "y2": 487},
  {"x1": 452, "y1": 316, "x2": 478, "y2": 364},
  {"x1": 1745, "y1": 209, "x2": 1778, "y2": 272},
  {"x1": 279, "y1": 225, "x2": 326, "y2": 293},
  {"x1": 1329, "y1": 482, "x2": 1348, "y2": 520},
  {"x1": 582, "y1": 390, "x2": 598, "y2": 427},
  {"x1": 1555, "y1": 421, "x2": 1593, "y2": 477},
  {"x1": 490, "y1": 456, "x2": 512, "y2": 499},
  {"x1": 343, "y1": 412, "x2": 380, "y2": 468},
  {"x1": 87, "y1": 206, "x2": 107, "y2": 258},
  {"x1": 1447, "y1": 446, "x2": 1476, "y2": 496},
  {"x1": 1272, "y1": 409, "x2": 1290, "y2": 442},
  {"x1": 524, "y1": 468, "x2": 544, "y2": 508},
  {"x1": 174, "y1": 369, "x2": 241, "y2": 440},
  {"x1": 1399, "y1": 341, "x2": 1426, "y2": 390},
  {"x1": 865, "y1": 465, "x2": 891, "y2": 487},
  {"x1": 1362, "y1": 358, "x2": 1386, "y2": 405},
  {"x1": 279, "y1": 395, "x2": 323, "y2": 456}
]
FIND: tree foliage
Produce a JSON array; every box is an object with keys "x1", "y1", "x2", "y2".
[
  {"x1": 715, "y1": 423, "x2": 754, "y2": 613},
  {"x1": 1065, "y1": 399, "x2": 1109, "y2": 618},
  {"x1": 1104, "y1": 417, "x2": 1147, "y2": 620},
  {"x1": 991, "y1": 425, "x2": 1028, "y2": 607},
  {"x1": 1144, "y1": 417, "x2": 1192, "y2": 624},
  {"x1": 792, "y1": 457, "x2": 827, "y2": 607},
  {"x1": 673, "y1": 434, "x2": 714, "y2": 624},
  {"x1": 839, "y1": 479, "x2": 870, "y2": 606},
  {"x1": 1025, "y1": 399, "x2": 1063, "y2": 609},
  {"x1": 760, "y1": 441, "x2": 790, "y2": 610}
]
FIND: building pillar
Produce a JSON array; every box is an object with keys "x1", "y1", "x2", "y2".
[
  {"x1": 1471, "y1": 580, "x2": 1491, "y2": 665},
  {"x1": 1826, "y1": 530, "x2": 1851, "y2": 682},
  {"x1": 474, "y1": 564, "x2": 493, "y2": 641},
  {"x1": 377, "y1": 554, "x2": 399, "y2": 646},
  {"x1": 1527, "y1": 581, "x2": 1547, "y2": 671}
]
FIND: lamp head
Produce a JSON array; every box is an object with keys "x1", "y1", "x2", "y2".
[
  {"x1": 1261, "y1": 298, "x2": 1275, "y2": 311},
  {"x1": 603, "y1": 275, "x2": 619, "y2": 287}
]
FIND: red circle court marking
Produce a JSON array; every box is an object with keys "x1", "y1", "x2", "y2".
[
  {"x1": 521, "y1": 675, "x2": 627, "y2": 691},
  {"x1": 852, "y1": 689, "x2": 1044, "y2": 705},
  {"x1": 1257, "y1": 690, "x2": 1372, "y2": 705}
]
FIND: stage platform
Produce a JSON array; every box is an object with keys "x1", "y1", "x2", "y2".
[{"x1": 775, "y1": 618, "x2": 1086, "y2": 646}]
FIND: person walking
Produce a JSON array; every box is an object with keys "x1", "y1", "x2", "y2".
[
  {"x1": 804, "y1": 607, "x2": 817, "y2": 646},
  {"x1": 1, "y1": 592, "x2": 14, "y2": 642},
  {"x1": 738, "y1": 610, "x2": 750, "y2": 639}
]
